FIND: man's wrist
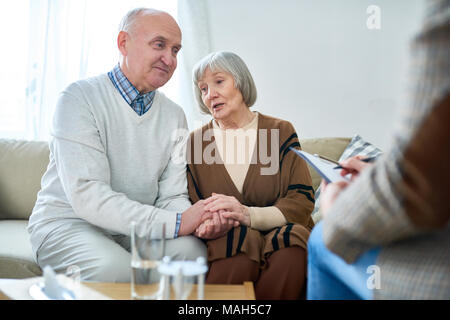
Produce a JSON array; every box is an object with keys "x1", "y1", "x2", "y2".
[{"x1": 174, "y1": 212, "x2": 182, "y2": 238}]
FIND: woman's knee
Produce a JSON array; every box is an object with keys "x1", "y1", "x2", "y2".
[
  {"x1": 207, "y1": 253, "x2": 259, "y2": 284},
  {"x1": 256, "y1": 247, "x2": 307, "y2": 299},
  {"x1": 269, "y1": 246, "x2": 306, "y2": 267}
]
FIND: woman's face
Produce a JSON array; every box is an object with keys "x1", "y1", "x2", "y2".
[{"x1": 197, "y1": 68, "x2": 247, "y2": 120}]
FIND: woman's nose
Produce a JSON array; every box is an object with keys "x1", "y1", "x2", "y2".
[{"x1": 207, "y1": 88, "x2": 218, "y2": 100}]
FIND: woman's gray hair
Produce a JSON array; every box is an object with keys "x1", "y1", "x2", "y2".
[{"x1": 192, "y1": 51, "x2": 257, "y2": 115}]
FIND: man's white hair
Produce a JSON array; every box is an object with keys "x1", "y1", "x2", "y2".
[{"x1": 118, "y1": 7, "x2": 163, "y2": 33}]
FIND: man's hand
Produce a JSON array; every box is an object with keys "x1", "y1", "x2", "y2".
[{"x1": 178, "y1": 200, "x2": 212, "y2": 237}]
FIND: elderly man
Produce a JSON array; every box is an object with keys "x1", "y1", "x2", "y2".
[{"x1": 27, "y1": 8, "x2": 209, "y2": 282}]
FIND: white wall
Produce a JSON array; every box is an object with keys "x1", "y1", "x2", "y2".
[{"x1": 205, "y1": 0, "x2": 425, "y2": 150}]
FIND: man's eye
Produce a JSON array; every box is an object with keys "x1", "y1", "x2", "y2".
[
  {"x1": 153, "y1": 41, "x2": 164, "y2": 48},
  {"x1": 200, "y1": 87, "x2": 207, "y2": 93}
]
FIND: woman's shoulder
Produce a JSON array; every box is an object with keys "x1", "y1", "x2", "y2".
[
  {"x1": 257, "y1": 112, "x2": 301, "y2": 149},
  {"x1": 188, "y1": 120, "x2": 214, "y2": 142},
  {"x1": 258, "y1": 112, "x2": 297, "y2": 134}
]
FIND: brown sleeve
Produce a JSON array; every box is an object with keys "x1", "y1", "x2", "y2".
[
  {"x1": 400, "y1": 93, "x2": 450, "y2": 229},
  {"x1": 274, "y1": 122, "x2": 315, "y2": 228}
]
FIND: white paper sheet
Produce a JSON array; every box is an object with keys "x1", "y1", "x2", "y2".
[{"x1": 290, "y1": 148, "x2": 349, "y2": 183}]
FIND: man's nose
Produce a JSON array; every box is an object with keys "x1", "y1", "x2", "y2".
[{"x1": 161, "y1": 49, "x2": 175, "y2": 68}]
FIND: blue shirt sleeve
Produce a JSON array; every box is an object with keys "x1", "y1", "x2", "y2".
[{"x1": 174, "y1": 213, "x2": 182, "y2": 238}]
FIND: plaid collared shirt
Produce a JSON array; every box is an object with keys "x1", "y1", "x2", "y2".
[{"x1": 108, "y1": 64, "x2": 155, "y2": 116}]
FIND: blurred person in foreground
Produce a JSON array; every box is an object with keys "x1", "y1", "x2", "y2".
[{"x1": 307, "y1": 0, "x2": 450, "y2": 299}]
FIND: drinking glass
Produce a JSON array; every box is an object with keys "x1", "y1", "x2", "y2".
[
  {"x1": 130, "y1": 221, "x2": 166, "y2": 300},
  {"x1": 158, "y1": 257, "x2": 208, "y2": 300}
]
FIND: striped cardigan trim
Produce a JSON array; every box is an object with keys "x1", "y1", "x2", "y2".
[
  {"x1": 187, "y1": 166, "x2": 203, "y2": 200},
  {"x1": 280, "y1": 142, "x2": 301, "y2": 167},
  {"x1": 225, "y1": 226, "x2": 248, "y2": 257},
  {"x1": 280, "y1": 133, "x2": 299, "y2": 154},
  {"x1": 288, "y1": 184, "x2": 315, "y2": 204},
  {"x1": 226, "y1": 228, "x2": 234, "y2": 258}
]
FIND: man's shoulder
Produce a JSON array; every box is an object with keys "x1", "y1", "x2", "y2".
[
  {"x1": 63, "y1": 74, "x2": 110, "y2": 96},
  {"x1": 155, "y1": 91, "x2": 186, "y2": 118}
]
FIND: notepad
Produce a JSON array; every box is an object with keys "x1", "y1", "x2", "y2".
[{"x1": 290, "y1": 148, "x2": 349, "y2": 183}]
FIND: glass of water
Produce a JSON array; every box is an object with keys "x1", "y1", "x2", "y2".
[{"x1": 130, "y1": 221, "x2": 166, "y2": 300}]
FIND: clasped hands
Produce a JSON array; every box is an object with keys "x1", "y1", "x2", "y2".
[
  {"x1": 178, "y1": 193, "x2": 249, "y2": 240},
  {"x1": 197, "y1": 193, "x2": 251, "y2": 239}
]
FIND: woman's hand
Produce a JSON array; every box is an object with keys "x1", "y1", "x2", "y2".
[{"x1": 205, "y1": 193, "x2": 251, "y2": 227}]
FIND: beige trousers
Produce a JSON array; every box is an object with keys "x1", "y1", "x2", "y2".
[{"x1": 34, "y1": 219, "x2": 206, "y2": 282}]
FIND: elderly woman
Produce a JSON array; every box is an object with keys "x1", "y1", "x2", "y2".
[{"x1": 186, "y1": 51, "x2": 315, "y2": 299}]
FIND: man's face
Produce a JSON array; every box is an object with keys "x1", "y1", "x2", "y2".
[{"x1": 120, "y1": 13, "x2": 182, "y2": 93}]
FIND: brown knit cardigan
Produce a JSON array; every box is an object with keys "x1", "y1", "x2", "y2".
[{"x1": 186, "y1": 112, "x2": 315, "y2": 266}]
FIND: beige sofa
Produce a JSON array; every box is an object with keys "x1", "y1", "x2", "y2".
[{"x1": 0, "y1": 137, "x2": 351, "y2": 279}]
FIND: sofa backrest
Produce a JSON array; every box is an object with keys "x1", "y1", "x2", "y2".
[
  {"x1": 0, "y1": 137, "x2": 350, "y2": 220},
  {"x1": 300, "y1": 137, "x2": 351, "y2": 191},
  {"x1": 0, "y1": 139, "x2": 49, "y2": 220}
]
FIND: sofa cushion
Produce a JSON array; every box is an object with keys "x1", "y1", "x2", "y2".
[
  {"x1": 300, "y1": 137, "x2": 351, "y2": 191},
  {"x1": 0, "y1": 139, "x2": 50, "y2": 220},
  {"x1": 337, "y1": 134, "x2": 383, "y2": 162},
  {"x1": 0, "y1": 220, "x2": 42, "y2": 278}
]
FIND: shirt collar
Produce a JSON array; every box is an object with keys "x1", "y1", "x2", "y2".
[{"x1": 109, "y1": 64, "x2": 154, "y2": 105}]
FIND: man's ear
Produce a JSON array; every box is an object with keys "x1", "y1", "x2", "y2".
[{"x1": 117, "y1": 31, "x2": 129, "y2": 56}]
